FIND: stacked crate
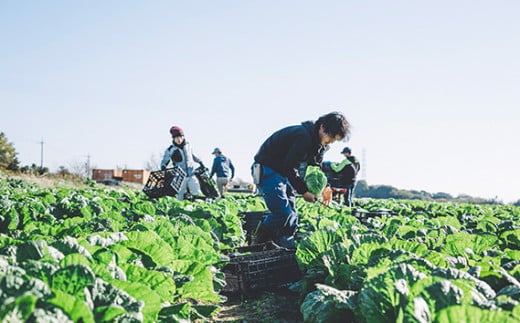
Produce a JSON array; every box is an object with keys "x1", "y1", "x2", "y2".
[
  {"x1": 222, "y1": 242, "x2": 302, "y2": 294},
  {"x1": 122, "y1": 169, "x2": 150, "y2": 185}
]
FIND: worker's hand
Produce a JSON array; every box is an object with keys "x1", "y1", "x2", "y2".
[
  {"x1": 303, "y1": 191, "x2": 317, "y2": 202},
  {"x1": 322, "y1": 186, "x2": 332, "y2": 206}
]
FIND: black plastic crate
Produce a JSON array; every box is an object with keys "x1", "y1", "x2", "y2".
[
  {"x1": 222, "y1": 243, "x2": 302, "y2": 294},
  {"x1": 240, "y1": 211, "x2": 270, "y2": 244},
  {"x1": 142, "y1": 166, "x2": 186, "y2": 198},
  {"x1": 352, "y1": 209, "x2": 397, "y2": 224},
  {"x1": 193, "y1": 165, "x2": 219, "y2": 198}
]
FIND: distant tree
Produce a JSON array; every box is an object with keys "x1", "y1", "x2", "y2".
[
  {"x1": 68, "y1": 160, "x2": 95, "y2": 178},
  {"x1": 20, "y1": 163, "x2": 48, "y2": 175},
  {"x1": 433, "y1": 192, "x2": 453, "y2": 200},
  {"x1": 354, "y1": 180, "x2": 369, "y2": 197},
  {"x1": 370, "y1": 185, "x2": 397, "y2": 199},
  {"x1": 397, "y1": 189, "x2": 420, "y2": 200},
  {"x1": 417, "y1": 190, "x2": 433, "y2": 199},
  {"x1": 144, "y1": 153, "x2": 161, "y2": 171},
  {"x1": 56, "y1": 166, "x2": 72, "y2": 176},
  {"x1": 54, "y1": 165, "x2": 83, "y2": 180},
  {"x1": 0, "y1": 132, "x2": 20, "y2": 171},
  {"x1": 513, "y1": 199, "x2": 520, "y2": 207},
  {"x1": 350, "y1": 180, "x2": 501, "y2": 205},
  {"x1": 453, "y1": 194, "x2": 497, "y2": 204}
]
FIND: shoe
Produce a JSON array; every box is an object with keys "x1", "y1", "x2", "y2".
[
  {"x1": 277, "y1": 235, "x2": 296, "y2": 250},
  {"x1": 252, "y1": 224, "x2": 274, "y2": 245}
]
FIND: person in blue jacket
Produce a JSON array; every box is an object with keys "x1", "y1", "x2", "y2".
[
  {"x1": 251, "y1": 112, "x2": 351, "y2": 249},
  {"x1": 210, "y1": 147, "x2": 235, "y2": 197}
]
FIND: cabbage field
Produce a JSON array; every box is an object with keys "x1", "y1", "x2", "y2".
[{"x1": 1, "y1": 175, "x2": 520, "y2": 322}]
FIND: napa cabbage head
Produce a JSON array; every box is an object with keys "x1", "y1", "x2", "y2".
[{"x1": 304, "y1": 166, "x2": 327, "y2": 195}]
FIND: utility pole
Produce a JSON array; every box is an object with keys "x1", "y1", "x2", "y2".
[
  {"x1": 39, "y1": 139, "x2": 44, "y2": 169},
  {"x1": 85, "y1": 155, "x2": 91, "y2": 178},
  {"x1": 361, "y1": 148, "x2": 367, "y2": 181}
]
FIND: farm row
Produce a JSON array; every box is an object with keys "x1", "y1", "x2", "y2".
[{"x1": 1, "y1": 176, "x2": 520, "y2": 322}]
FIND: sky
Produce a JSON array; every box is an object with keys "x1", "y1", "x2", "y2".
[{"x1": 1, "y1": 1, "x2": 519, "y2": 203}]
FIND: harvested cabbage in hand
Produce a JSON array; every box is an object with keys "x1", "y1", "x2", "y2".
[{"x1": 304, "y1": 166, "x2": 327, "y2": 195}]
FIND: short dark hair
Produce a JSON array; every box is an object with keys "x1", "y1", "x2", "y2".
[{"x1": 316, "y1": 112, "x2": 350, "y2": 140}]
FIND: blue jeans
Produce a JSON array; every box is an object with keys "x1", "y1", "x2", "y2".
[{"x1": 252, "y1": 164, "x2": 298, "y2": 238}]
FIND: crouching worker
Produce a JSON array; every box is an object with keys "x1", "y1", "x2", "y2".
[{"x1": 251, "y1": 112, "x2": 350, "y2": 249}]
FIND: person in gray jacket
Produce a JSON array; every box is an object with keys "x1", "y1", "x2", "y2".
[{"x1": 160, "y1": 126, "x2": 203, "y2": 200}]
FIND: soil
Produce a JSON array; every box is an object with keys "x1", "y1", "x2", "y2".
[{"x1": 212, "y1": 289, "x2": 304, "y2": 323}]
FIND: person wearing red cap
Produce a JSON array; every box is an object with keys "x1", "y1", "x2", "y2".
[{"x1": 160, "y1": 126, "x2": 204, "y2": 200}]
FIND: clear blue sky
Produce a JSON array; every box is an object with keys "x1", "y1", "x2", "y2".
[{"x1": 1, "y1": 1, "x2": 519, "y2": 202}]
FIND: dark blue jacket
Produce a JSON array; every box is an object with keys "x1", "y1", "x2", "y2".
[
  {"x1": 210, "y1": 155, "x2": 235, "y2": 179},
  {"x1": 254, "y1": 121, "x2": 326, "y2": 194}
]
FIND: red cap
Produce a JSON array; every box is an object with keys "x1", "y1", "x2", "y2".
[{"x1": 169, "y1": 126, "x2": 184, "y2": 137}]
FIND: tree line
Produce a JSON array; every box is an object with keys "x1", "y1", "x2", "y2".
[
  {"x1": 0, "y1": 132, "x2": 82, "y2": 179},
  {"x1": 353, "y1": 180, "x2": 517, "y2": 205}
]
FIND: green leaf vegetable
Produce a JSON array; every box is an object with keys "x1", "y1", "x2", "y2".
[{"x1": 304, "y1": 166, "x2": 327, "y2": 195}]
